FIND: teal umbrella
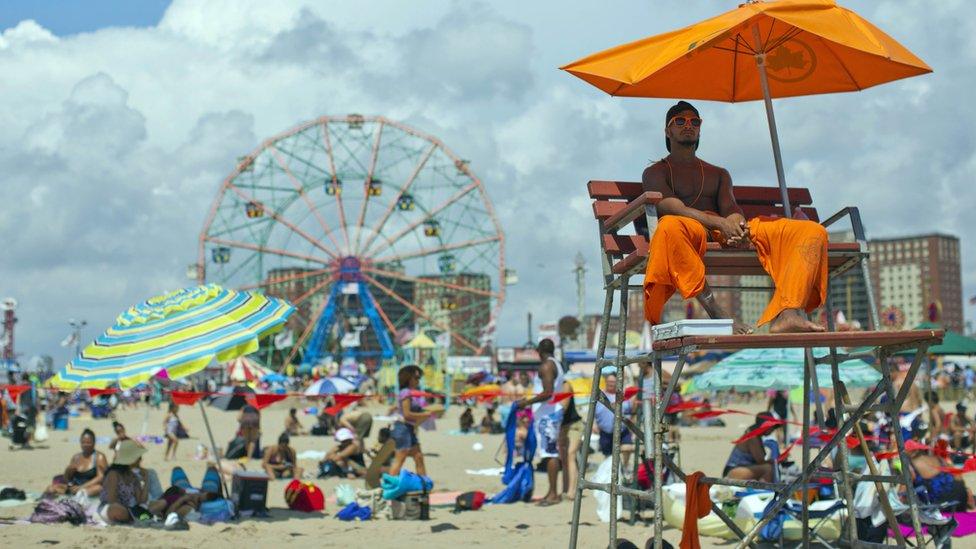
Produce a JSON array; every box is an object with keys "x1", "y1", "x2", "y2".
[
  {"x1": 692, "y1": 347, "x2": 881, "y2": 391},
  {"x1": 895, "y1": 322, "x2": 976, "y2": 356}
]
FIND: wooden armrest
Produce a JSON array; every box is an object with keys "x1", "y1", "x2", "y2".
[{"x1": 601, "y1": 192, "x2": 663, "y2": 233}]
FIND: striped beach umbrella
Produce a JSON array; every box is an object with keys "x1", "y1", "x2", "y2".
[
  {"x1": 692, "y1": 347, "x2": 881, "y2": 392},
  {"x1": 305, "y1": 376, "x2": 359, "y2": 396},
  {"x1": 225, "y1": 356, "x2": 271, "y2": 382},
  {"x1": 50, "y1": 284, "x2": 293, "y2": 389}
]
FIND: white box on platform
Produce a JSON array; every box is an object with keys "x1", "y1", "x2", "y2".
[{"x1": 651, "y1": 319, "x2": 733, "y2": 341}]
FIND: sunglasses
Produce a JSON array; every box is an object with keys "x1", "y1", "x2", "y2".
[{"x1": 668, "y1": 116, "x2": 703, "y2": 128}]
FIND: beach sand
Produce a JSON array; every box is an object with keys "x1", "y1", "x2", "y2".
[{"x1": 0, "y1": 398, "x2": 768, "y2": 548}]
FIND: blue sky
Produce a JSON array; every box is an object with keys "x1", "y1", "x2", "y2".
[{"x1": 0, "y1": 0, "x2": 169, "y2": 36}]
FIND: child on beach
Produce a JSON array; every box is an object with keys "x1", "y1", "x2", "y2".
[
  {"x1": 164, "y1": 403, "x2": 180, "y2": 461},
  {"x1": 389, "y1": 365, "x2": 441, "y2": 476}
]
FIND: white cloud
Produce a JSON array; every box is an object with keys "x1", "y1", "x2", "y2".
[{"x1": 0, "y1": 0, "x2": 974, "y2": 368}]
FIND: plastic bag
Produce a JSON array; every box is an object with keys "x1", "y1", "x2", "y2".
[
  {"x1": 33, "y1": 423, "x2": 49, "y2": 442},
  {"x1": 592, "y1": 458, "x2": 622, "y2": 523},
  {"x1": 335, "y1": 483, "x2": 357, "y2": 507}
]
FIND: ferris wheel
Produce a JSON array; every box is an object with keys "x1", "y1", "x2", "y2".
[{"x1": 198, "y1": 115, "x2": 505, "y2": 364}]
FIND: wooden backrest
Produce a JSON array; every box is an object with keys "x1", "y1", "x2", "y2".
[{"x1": 588, "y1": 181, "x2": 820, "y2": 223}]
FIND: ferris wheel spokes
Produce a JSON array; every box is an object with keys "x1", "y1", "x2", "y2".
[
  {"x1": 374, "y1": 235, "x2": 501, "y2": 265},
  {"x1": 362, "y1": 266, "x2": 501, "y2": 299},
  {"x1": 225, "y1": 182, "x2": 340, "y2": 261},
  {"x1": 363, "y1": 180, "x2": 479, "y2": 258},
  {"x1": 205, "y1": 236, "x2": 331, "y2": 266},
  {"x1": 285, "y1": 288, "x2": 334, "y2": 366},
  {"x1": 268, "y1": 146, "x2": 345, "y2": 255},
  {"x1": 356, "y1": 142, "x2": 437, "y2": 257},
  {"x1": 238, "y1": 266, "x2": 332, "y2": 291},
  {"x1": 289, "y1": 275, "x2": 337, "y2": 308},
  {"x1": 352, "y1": 122, "x2": 385, "y2": 254},
  {"x1": 361, "y1": 273, "x2": 480, "y2": 353},
  {"x1": 320, "y1": 122, "x2": 352, "y2": 252}
]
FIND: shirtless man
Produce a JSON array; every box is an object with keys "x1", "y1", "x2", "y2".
[{"x1": 642, "y1": 100, "x2": 828, "y2": 334}]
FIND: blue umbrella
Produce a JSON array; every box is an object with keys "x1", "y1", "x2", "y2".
[
  {"x1": 304, "y1": 376, "x2": 359, "y2": 395},
  {"x1": 261, "y1": 372, "x2": 287, "y2": 384}
]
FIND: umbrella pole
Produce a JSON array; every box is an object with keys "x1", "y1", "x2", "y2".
[
  {"x1": 197, "y1": 400, "x2": 230, "y2": 498},
  {"x1": 751, "y1": 24, "x2": 792, "y2": 218}
]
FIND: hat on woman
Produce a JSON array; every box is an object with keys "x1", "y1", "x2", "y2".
[
  {"x1": 114, "y1": 439, "x2": 147, "y2": 466},
  {"x1": 334, "y1": 428, "x2": 355, "y2": 442}
]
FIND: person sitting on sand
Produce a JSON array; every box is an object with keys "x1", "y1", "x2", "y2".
[
  {"x1": 723, "y1": 413, "x2": 777, "y2": 482},
  {"x1": 164, "y1": 403, "x2": 182, "y2": 461},
  {"x1": 642, "y1": 100, "x2": 830, "y2": 334},
  {"x1": 284, "y1": 408, "x2": 306, "y2": 436},
  {"x1": 262, "y1": 432, "x2": 302, "y2": 479},
  {"x1": 45, "y1": 428, "x2": 108, "y2": 497},
  {"x1": 910, "y1": 450, "x2": 975, "y2": 512},
  {"x1": 459, "y1": 407, "x2": 475, "y2": 433},
  {"x1": 338, "y1": 406, "x2": 373, "y2": 441},
  {"x1": 99, "y1": 440, "x2": 149, "y2": 524},
  {"x1": 319, "y1": 428, "x2": 365, "y2": 478},
  {"x1": 949, "y1": 402, "x2": 975, "y2": 453},
  {"x1": 389, "y1": 365, "x2": 437, "y2": 477},
  {"x1": 109, "y1": 421, "x2": 131, "y2": 456}
]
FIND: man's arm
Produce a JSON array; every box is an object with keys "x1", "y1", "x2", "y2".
[
  {"x1": 518, "y1": 361, "x2": 556, "y2": 408},
  {"x1": 716, "y1": 168, "x2": 749, "y2": 246},
  {"x1": 643, "y1": 165, "x2": 745, "y2": 243},
  {"x1": 642, "y1": 165, "x2": 718, "y2": 229}
]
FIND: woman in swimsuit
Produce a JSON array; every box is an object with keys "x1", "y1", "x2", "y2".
[
  {"x1": 722, "y1": 413, "x2": 777, "y2": 482},
  {"x1": 164, "y1": 403, "x2": 181, "y2": 461},
  {"x1": 45, "y1": 428, "x2": 108, "y2": 497},
  {"x1": 262, "y1": 432, "x2": 302, "y2": 479}
]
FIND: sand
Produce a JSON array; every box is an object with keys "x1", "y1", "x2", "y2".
[{"x1": 0, "y1": 398, "x2": 768, "y2": 548}]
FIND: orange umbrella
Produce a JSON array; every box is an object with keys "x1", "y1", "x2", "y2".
[{"x1": 561, "y1": 0, "x2": 931, "y2": 216}]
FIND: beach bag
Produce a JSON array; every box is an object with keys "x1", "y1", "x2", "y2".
[
  {"x1": 453, "y1": 491, "x2": 485, "y2": 512},
  {"x1": 386, "y1": 491, "x2": 429, "y2": 520},
  {"x1": 335, "y1": 484, "x2": 357, "y2": 507},
  {"x1": 285, "y1": 480, "x2": 324, "y2": 513},
  {"x1": 356, "y1": 487, "x2": 387, "y2": 515},
  {"x1": 198, "y1": 498, "x2": 235, "y2": 524},
  {"x1": 29, "y1": 499, "x2": 86, "y2": 525},
  {"x1": 11, "y1": 415, "x2": 28, "y2": 444},
  {"x1": 33, "y1": 423, "x2": 49, "y2": 442}
]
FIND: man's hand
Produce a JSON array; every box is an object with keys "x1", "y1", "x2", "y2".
[
  {"x1": 513, "y1": 398, "x2": 527, "y2": 410},
  {"x1": 710, "y1": 216, "x2": 747, "y2": 246},
  {"x1": 725, "y1": 217, "x2": 751, "y2": 248}
]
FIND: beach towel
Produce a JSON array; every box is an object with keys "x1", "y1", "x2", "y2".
[
  {"x1": 489, "y1": 403, "x2": 537, "y2": 504},
  {"x1": 680, "y1": 471, "x2": 711, "y2": 549},
  {"x1": 336, "y1": 501, "x2": 372, "y2": 521},
  {"x1": 381, "y1": 470, "x2": 433, "y2": 500}
]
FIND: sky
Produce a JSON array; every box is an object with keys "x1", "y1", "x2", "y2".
[{"x1": 1, "y1": 0, "x2": 974, "y2": 367}]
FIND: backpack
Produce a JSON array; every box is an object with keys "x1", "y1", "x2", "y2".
[
  {"x1": 284, "y1": 480, "x2": 325, "y2": 513},
  {"x1": 29, "y1": 499, "x2": 87, "y2": 525},
  {"x1": 453, "y1": 491, "x2": 485, "y2": 513}
]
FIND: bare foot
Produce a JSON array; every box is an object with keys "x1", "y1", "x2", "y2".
[
  {"x1": 536, "y1": 495, "x2": 562, "y2": 506},
  {"x1": 733, "y1": 319, "x2": 754, "y2": 335},
  {"x1": 769, "y1": 309, "x2": 825, "y2": 333}
]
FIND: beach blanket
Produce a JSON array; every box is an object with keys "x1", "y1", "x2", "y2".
[
  {"x1": 896, "y1": 512, "x2": 976, "y2": 538},
  {"x1": 489, "y1": 404, "x2": 536, "y2": 504},
  {"x1": 465, "y1": 468, "x2": 504, "y2": 476}
]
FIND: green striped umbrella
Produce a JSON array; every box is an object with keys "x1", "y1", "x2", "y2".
[
  {"x1": 51, "y1": 284, "x2": 293, "y2": 389},
  {"x1": 692, "y1": 347, "x2": 881, "y2": 391}
]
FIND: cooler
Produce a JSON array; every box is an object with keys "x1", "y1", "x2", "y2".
[{"x1": 232, "y1": 470, "x2": 269, "y2": 513}]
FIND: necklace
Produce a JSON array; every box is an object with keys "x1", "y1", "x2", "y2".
[{"x1": 664, "y1": 157, "x2": 705, "y2": 207}]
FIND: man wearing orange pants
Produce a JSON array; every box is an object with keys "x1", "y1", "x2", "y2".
[{"x1": 642, "y1": 101, "x2": 827, "y2": 333}]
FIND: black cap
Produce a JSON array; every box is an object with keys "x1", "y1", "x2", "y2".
[{"x1": 665, "y1": 100, "x2": 700, "y2": 152}]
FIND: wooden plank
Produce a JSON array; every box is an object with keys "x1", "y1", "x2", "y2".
[
  {"x1": 602, "y1": 234, "x2": 646, "y2": 255},
  {"x1": 652, "y1": 329, "x2": 944, "y2": 352},
  {"x1": 593, "y1": 201, "x2": 626, "y2": 220},
  {"x1": 588, "y1": 180, "x2": 644, "y2": 200},
  {"x1": 602, "y1": 192, "x2": 663, "y2": 232},
  {"x1": 740, "y1": 204, "x2": 820, "y2": 222},
  {"x1": 734, "y1": 186, "x2": 813, "y2": 206}
]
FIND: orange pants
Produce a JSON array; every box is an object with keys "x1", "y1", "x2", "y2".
[{"x1": 642, "y1": 215, "x2": 828, "y2": 326}]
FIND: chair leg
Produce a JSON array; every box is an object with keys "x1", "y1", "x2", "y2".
[{"x1": 608, "y1": 282, "x2": 629, "y2": 545}]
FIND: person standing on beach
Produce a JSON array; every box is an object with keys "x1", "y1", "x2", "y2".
[
  {"x1": 389, "y1": 365, "x2": 435, "y2": 477},
  {"x1": 642, "y1": 100, "x2": 829, "y2": 334},
  {"x1": 515, "y1": 338, "x2": 565, "y2": 506},
  {"x1": 163, "y1": 403, "x2": 181, "y2": 461}
]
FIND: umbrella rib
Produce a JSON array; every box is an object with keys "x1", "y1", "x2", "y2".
[{"x1": 820, "y1": 38, "x2": 864, "y2": 91}]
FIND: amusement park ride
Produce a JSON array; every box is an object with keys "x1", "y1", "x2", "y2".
[{"x1": 197, "y1": 115, "x2": 506, "y2": 368}]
